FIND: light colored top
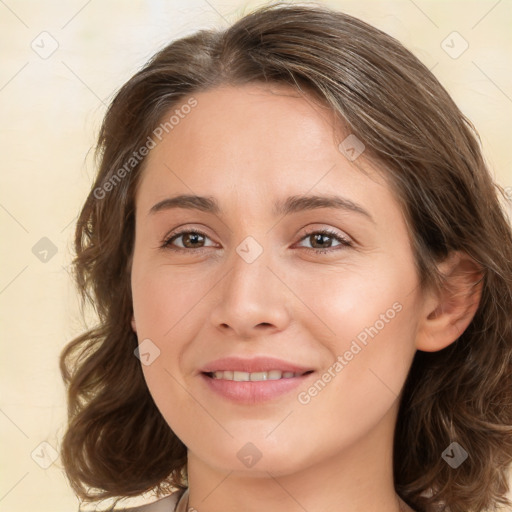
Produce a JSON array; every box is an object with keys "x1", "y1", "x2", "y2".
[{"x1": 119, "y1": 489, "x2": 189, "y2": 512}]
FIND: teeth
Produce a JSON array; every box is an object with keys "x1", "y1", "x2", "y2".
[
  {"x1": 211, "y1": 370, "x2": 305, "y2": 381},
  {"x1": 250, "y1": 371, "x2": 267, "y2": 381}
]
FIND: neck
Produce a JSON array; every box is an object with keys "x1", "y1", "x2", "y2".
[{"x1": 185, "y1": 400, "x2": 410, "y2": 512}]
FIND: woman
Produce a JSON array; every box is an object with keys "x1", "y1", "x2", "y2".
[{"x1": 59, "y1": 3, "x2": 512, "y2": 512}]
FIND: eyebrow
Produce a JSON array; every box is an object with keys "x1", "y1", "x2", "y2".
[{"x1": 148, "y1": 194, "x2": 374, "y2": 223}]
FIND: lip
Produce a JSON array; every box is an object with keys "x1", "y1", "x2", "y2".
[
  {"x1": 199, "y1": 356, "x2": 315, "y2": 404},
  {"x1": 200, "y1": 356, "x2": 313, "y2": 374}
]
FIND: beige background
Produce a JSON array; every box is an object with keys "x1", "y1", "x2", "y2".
[{"x1": 1, "y1": 0, "x2": 511, "y2": 511}]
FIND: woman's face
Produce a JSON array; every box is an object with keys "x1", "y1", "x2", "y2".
[{"x1": 130, "y1": 83, "x2": 425, "y2": 476}]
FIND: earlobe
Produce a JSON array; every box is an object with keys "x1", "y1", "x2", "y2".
[{"x1": 416, "y1": 251, "x2": 484, "y2": 352}]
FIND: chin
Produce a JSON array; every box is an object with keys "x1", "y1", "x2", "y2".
[{"x1": 192, "y1": 436, "x2": 314, "y2": 476}]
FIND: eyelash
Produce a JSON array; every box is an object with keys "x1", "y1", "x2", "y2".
[{"x1": 160, "y1": 227, "x2": 353, "y2": 255}]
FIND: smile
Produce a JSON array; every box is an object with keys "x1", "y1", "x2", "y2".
[{"x1": 207, "y1": 370, "x2": 311, "y2": 381}]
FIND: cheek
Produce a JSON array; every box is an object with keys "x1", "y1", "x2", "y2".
[
  {"x1": 131, "y1": 263, "x2": 211, "y2": 418},
  {"x1": 291, "y1": 288, "x2": 418, "y2": 460},
  {"x1": 131, "y1": 261, "x2": 210, "y2": 340},
  {"x1": 291, "y1": 256, "x2": 419, "y2": 401},
  {"x1": 287, "y1": 254, "x2": 416, "y2": 347}
]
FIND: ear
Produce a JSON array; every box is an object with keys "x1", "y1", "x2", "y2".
[
  {"x1": 131, "y1": 315, "x2": 137, "y2": 333},
  {"x1": 416, "y1": 251, "x2": 484, "y2": 352}
]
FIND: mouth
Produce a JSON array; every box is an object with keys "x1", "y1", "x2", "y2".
[
  {"x1": 198, "y1": 356, "x2": 316, "y2": 404},
  {"x1": 200, "y1": 370, "x2": 314, "y2": 404},
  {"x1": 203, "y1": 369, "x2": 314, "y2": 381}
]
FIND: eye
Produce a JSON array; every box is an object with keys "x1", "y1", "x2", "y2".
[
  {"x1": 160, "y1": 227, "x2": 353, "y2": 254},
  {"x1": 295, "y1": 228, "x2": 353, "y2": 254},
  {"x1": 161, "y1": 229, "x2": 216, "y2": 252}
]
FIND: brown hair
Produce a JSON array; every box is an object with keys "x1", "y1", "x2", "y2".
[{"x1": 59, "y1": 2, "x2": 512, "y2": 511}]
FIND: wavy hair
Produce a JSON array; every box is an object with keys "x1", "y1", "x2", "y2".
[{"x1": 59, "y1": 2, "x2": 512, "y2": 511}]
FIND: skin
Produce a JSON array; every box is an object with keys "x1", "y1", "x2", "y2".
[{"x1": 130, "y1": 83, "x2": 482, "y2": 512}]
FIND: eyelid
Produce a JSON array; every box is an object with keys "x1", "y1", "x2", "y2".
[{"x1": 297, "y1": 226, "x2": 352, "y2": 244}]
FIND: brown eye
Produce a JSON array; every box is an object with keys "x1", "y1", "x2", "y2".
[
  {"x1": 296, "y1": 228, "x2": 352, "y2": 253},
  {"x1": 309, "y1": 232, "x2": 334, "y2": 249},
  {"x1": 161, "y1": 227, "x2": 352, "y2": 255},
  {"x1": 162, "y1": 229, "x2": 214, "y2": 251},
  {"x1": 179, "y1": 232, "x2": 205, "y2": 248}
]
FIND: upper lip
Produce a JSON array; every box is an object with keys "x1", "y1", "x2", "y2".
[{"x1": 200, "y1": 356, "x2": 313, "y2": 374}]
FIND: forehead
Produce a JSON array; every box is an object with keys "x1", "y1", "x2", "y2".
[
  {"x1": 134, "y1": 83, "x2": 398, "y2": 225},
  {"x1": 168, "y1": 83, "x2": 340, "y2": 162}
]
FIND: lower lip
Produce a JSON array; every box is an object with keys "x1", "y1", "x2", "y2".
[{"x1": 200, "y1": 372, "x2": 313, "y2": 404}]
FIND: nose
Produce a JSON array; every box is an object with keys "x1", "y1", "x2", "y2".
[{"x1": 209, "y1": 246, "x2": 292, "y2": 339}]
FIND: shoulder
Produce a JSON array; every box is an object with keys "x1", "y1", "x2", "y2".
[{"x1": 116, "y1": 488, "x2": 188, "y2": 512}]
